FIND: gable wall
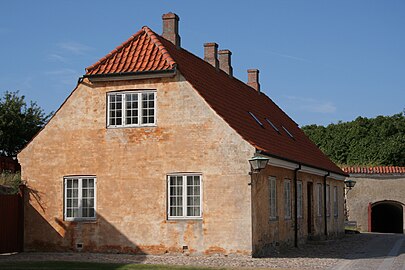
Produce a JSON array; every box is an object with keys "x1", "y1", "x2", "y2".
[{"x1": 18, "y1": 73, "x2": 254, "y2": 255}]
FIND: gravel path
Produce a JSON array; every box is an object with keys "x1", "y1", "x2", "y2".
[{"x1": 0, "y1": 233, "x2": 380, "y2": 270}]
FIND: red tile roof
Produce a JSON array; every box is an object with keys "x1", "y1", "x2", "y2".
[
  {"x1": 86, "y1": 27, "x2": 176, "y2": 75},
  {"x1": 85, "y1": 27, "x2": 347, "y2": 176},
  {"x1": 342, "y1": 166, "x2": 405, "y2": 174}
]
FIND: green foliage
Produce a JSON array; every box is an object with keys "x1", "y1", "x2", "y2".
[
  {"x1": 302, "y1": 112, "x2": 405, "y2": 166},
  {"x1": 0, "y1": 171, "x2": 22, "y2": 194},
  {"x1": 0, "y1": 91, "x2": 52, "y2": 156}
]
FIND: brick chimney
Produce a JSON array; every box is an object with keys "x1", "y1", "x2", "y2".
[
  {"x1": 204, "y1": 43, "x2": 219, "y2": 69},
  {"x1": 218, "y1": 49, "x2": 233, "y2": 77},
  {"x1": 162, "y1": 12, "x2": 181, "y2": 47},
  {"x1": 247, "y1": 69, "x2": 260, "y2": 92}
]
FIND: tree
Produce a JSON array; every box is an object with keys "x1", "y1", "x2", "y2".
[
  {"x1": 302, "y1": 112, "x2": 405, "y2": 166},
  {"x1": 0, "y1": 91, "x2": 52, "y2": 157}
]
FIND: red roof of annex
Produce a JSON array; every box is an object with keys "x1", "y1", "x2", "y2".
[
  {"x1": 342, "y1": 166, "x2": 405, "y2": 174},
  {"x1": 85, "y1": 24, "x2": 346, "y2": 177}
]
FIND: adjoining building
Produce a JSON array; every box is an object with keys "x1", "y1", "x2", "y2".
[
  {"x1": 18, "y1": 13, "x2": 347, "y2": 256},
  {"x1": 343, "y1": 166, "x2": 405, "y2": 234}
]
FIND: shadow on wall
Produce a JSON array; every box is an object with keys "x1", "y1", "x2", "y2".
[{"x1": 24, "y1": 185, "x2": 146, "y2": 259}]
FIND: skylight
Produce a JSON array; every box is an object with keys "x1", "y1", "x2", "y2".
[
  {"x1": 265, "y1": 118, "x2": 280, "y2": 133},
  {"x1": 282, "y1": 126, "x2": 294, "y2": 139},
  {"x1": 248, "y1": 112, "x2": 264, "y2": 127}
]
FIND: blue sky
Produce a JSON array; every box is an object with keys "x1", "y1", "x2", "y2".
[{"x1": 1, "y1": 0, "x2": 404, "y2": 126}]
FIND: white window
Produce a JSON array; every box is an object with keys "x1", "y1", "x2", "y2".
[
  {"x1": 326, "y1": 184, "x2": 330, "y2": 217},
  {"x1": 297, "y1": 181, "x2": 303, "y2": 218},
  {"x1": 64, "y1": 176, "x2": 96, "y2": 221},
  {"x1": 284, "y1": 179, "x2": 291, "y2": 219},
  {"x1": 107, "y1": 91, "x2": 156, "y2": 127},
  {"x1": 269, "y1": 177, "x2": 277, "y2": 219},
  {"x1": 317, "y1": 183, "x2": 323, "y2": 216},
  {"x1": 168, "y1": 174, "x2": 202, "y2": 219},
  {"x1": 333, "y1": 186, "x2": 338, "y2": 217}
]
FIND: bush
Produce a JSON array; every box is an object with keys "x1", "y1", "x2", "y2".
[{"x1": 0, "y1": 171, "x2": 22, "y2": 194}]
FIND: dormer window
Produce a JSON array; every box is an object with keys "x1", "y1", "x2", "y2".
[
  {"x1": 107, "y1": 90, "x2": 156, "y2": 128},
  {"x1": 248, "y1": 112, "x2": 264, "y2": 127}
]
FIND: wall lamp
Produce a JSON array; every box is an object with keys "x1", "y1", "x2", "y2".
[
  {"x1": 249, "y1": 155, "x2": 269, "y2": 174},
  {"x1": 344, "y1": 179, "x2": 356, "y2": 190}
]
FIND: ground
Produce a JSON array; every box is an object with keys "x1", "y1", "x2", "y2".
[{"x1": 1, "y1": 233, "x2": 405, "y2": 270}]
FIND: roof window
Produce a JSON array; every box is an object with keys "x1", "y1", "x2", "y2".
[
  {"x1": 265, "y1": 118, "x2": 280, "y2": 133},
  {"x1": 282, "y1": 126, "x2": 294, "y2": 139},
  {"x1": 248, "y1": 112, "x2": 264, "y2": 128}
]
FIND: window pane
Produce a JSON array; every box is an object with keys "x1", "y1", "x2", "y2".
[
  {"x1": 108, "y1": 94, "x2": 123, "y2": 126},
  {"x1": 141, "y1": 92, "x2": 155, "y2": 125}
]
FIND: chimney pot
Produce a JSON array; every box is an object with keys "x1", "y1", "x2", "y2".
[
  {"x1": 204, "y1": 43, "x2": 219, "y2": 69},
  {"x1": 162, "y1": 12, "x2": 181, "y2": 47},
  {"x1": 218, "y1": 49, "x2": 233, "y2": 77},
  {"x1": 247, "y1": 69, "x2": 260, "y2": 92}
]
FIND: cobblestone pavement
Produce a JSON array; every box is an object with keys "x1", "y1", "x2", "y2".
[{"x1": 1, "y1": 233, "x2": 403, "y2": 270}]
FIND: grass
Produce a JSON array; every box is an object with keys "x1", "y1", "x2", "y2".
[{"x1": 0, "y1": 261, "x2": 226, "y2": 270}]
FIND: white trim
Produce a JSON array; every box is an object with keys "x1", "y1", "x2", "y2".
[
  {"x1": 301, "y1": 165, "x2": 327, "y2": 176},
  {"x1": 107, "y1": 90, "x2": 157, "y2": 128},
  {"x1": 64, "y1": 176, "x2": 97, "y2": 222},
  {"x1": 330, "y1": 173, "x2": 346, "y2": 181},
  {"x1": 167, "y1": 174, "x2": 203, "y2": 220},
  {"x1": 267, "y1": 157, "x2": 299, "y2": 170}
]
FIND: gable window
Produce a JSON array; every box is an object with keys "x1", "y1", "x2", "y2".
[
  {"x1": 107, "y1": 91, "x2": 156, "y2": 128},
  {"x1": 64, "y1": 176, "x2": 96, "y2": 221},
  {"x1": 168, "y1": 174, "x2": 202, "y2": 219},
  {"x1": 297, "y1": 180, "x2": 303, "y2": 218},
  {"x1": 317, "y1": 183, "x2": 323, "y2": 217},
  {"x1": 269, "y1": 176, "x2": 277, "y2": 219},
  {"x1": 284, "y1": 179, "x2": 291, "y2": 219},
  {"x1": 333, "y1": 186, "x2": 338, "y2": 217}
]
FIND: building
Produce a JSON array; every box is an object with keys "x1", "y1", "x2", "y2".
[
  {"x1": 343, "y1": 166, "x2": 405, "y2": 234},
  {"x1": 18, "y1": 13, "x2": 347, "y2": 256}
]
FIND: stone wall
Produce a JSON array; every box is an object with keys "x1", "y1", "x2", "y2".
[
  {"x1": 346, "y1": 175, "x2": 405, "y2": 232},
  {"x1": 18, "y1": 74, "x2": 255, "y2": 255},
  {"x1": 252, "y1": 166, "x2": 345, "y2": 256}
]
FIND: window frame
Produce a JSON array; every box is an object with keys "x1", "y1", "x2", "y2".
[
  {"x1": 284, "y1": 179, "x2": 291, "y2": 219},
  {"x1": 317, "y1": 183, "x2": 323, "y2": 217},
  {"x1": 326, "y1": 184, "x2": 330, "y2": 217},
  {"x1": 333, "y1": 186, "x2": 338, "y2": 217},
  {"x1": 297, "y1": 180, "x2": 303, "y2": 218},
  {"x1": 63, "y1": 176, "x2": 97, "y2": 222},
  {"x1": 167, "y1": 173, "x2": 203, "y2": 220},
  {"x1": 269, "y1": 176, "x2": 277, "y2": 220},
  {"x1": 106, "y1": 90, "x2": 157, "y2": 128}
]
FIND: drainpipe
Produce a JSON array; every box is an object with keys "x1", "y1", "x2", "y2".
[
  {"x1": 294, "y1": 164, "x2": 301, "y2": 248},
  {"x1": 324, "y1": 172, "x2": 330, "y2": 238}
]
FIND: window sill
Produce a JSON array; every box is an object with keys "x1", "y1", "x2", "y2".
[
  {"x1": 167, "y1": 217, "x2": 202, "y2": 221},
  {"x1": 269, "y1": 217, "x2": 279, "y2": 222},
  {"x1": 107, "y1": 124, "x2": 157, "y2": 129},
  {"x1": 64, "y1": 218, "x2": 97, "y2": 223}
]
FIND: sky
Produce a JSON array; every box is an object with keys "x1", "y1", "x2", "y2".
[{"x1": 0, "y1": 0, "x2": 404, "y2": 126}]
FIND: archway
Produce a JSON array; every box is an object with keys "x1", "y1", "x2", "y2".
[{"x1": 371, "y1": 201, "x2": 403, "y2": 233}]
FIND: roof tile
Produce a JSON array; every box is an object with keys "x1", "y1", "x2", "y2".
[
  {"x1": 85, "y1": 26, "x2": 346, "y2": 176},
  {"x1": 342, "y1": 166, "x2": 405, "y2": 174}
]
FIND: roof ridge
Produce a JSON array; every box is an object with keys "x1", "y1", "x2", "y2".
[
  {"x1": 85, "y1": 26, "x2": 176, "y2": 74},
  {"x1": 142, "y1": 26, "x2": 176, "y2": 69}
]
